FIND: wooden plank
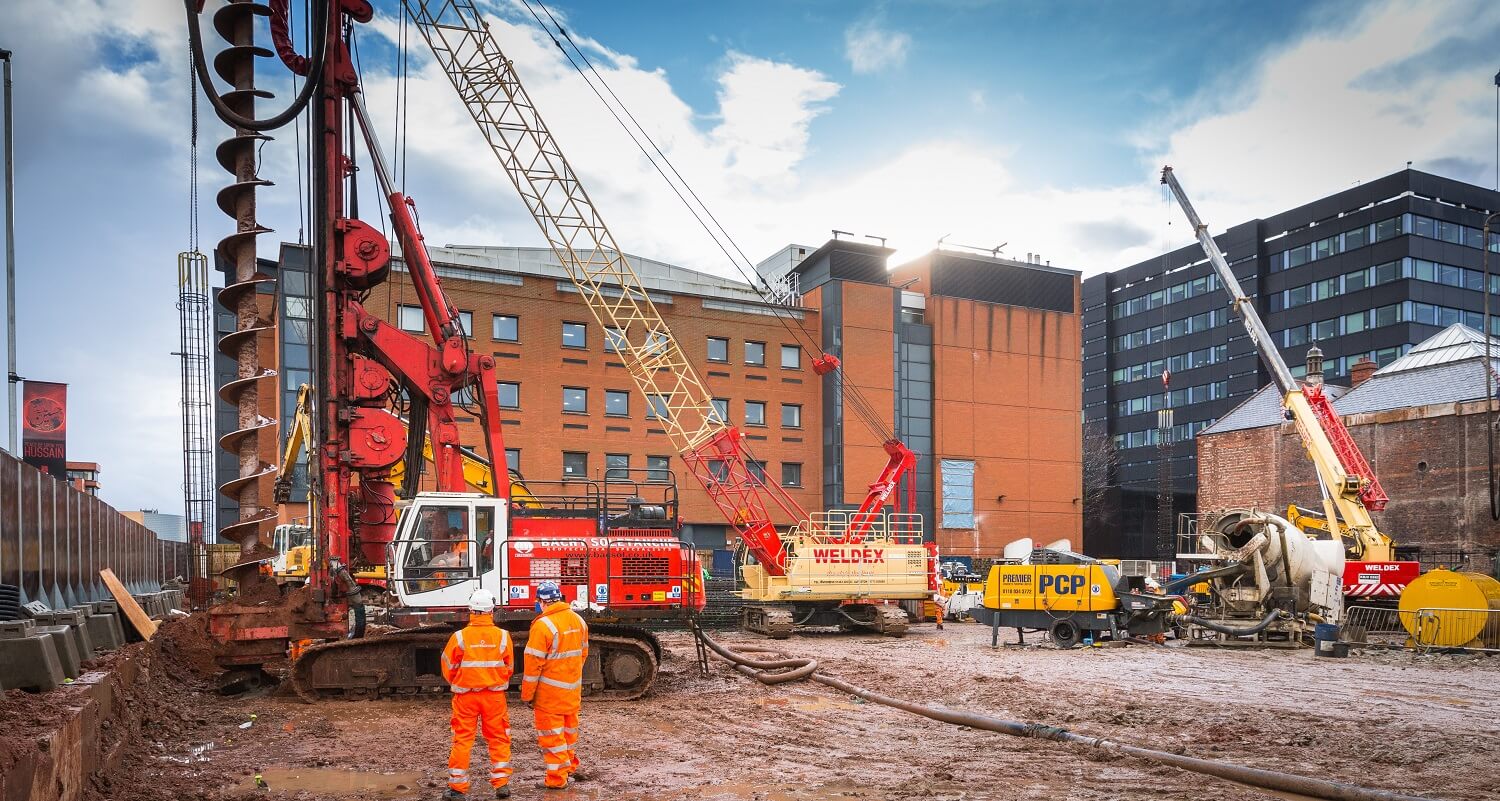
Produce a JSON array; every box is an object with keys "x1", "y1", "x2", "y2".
[{"x1": 100, "y1": 568, "x2": 158, "y2": 641}]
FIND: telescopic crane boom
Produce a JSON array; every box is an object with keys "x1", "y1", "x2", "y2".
[{"x1": 1160, "y1": 166, "x2": 1393, "y2": 562}]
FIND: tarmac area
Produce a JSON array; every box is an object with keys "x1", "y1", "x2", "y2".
[{"x1": 6, "y1": 614, "x2": 1498, "y2": 801}]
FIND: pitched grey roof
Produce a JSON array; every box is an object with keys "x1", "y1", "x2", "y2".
[
  {"x1": 1199, "y1": 382, "x2": 1350, "y2": 435},
  {"x1": 1199, "y1": 324, "x2": 1498, "y2": 436}
]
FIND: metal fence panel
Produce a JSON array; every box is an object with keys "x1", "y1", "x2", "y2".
[{"x1": 0, "y1": 449, "x2": 173, "y2": 609}]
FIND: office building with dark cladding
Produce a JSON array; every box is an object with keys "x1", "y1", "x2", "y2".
[{"x1": 1082, "y1": 168, "x2": 1500, "y2": 559}]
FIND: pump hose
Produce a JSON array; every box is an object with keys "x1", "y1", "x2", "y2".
[
  {"x1": 1174, "y1": 608, "x2": 1287, "y2": 637},
  {"x1": 690, "y1": 623, "x2": 1435, "y2": 801}
]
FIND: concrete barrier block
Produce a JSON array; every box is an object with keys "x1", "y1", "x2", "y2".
[
  {"x1": 71, "y1": 605, "x2": 124, "y2": 652},
  {"x1": 0, "y1": 620, "x2": 66, "y2": 691},
  {"x1": 34, "y1": 625, "x2": 81, "y2": 679},
  {"x1": 34, "y1": 611, "x2": 96, "y2": 658}
]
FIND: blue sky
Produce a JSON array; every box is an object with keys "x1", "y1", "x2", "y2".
[{"x1": 0, "y1": 0, "x2": 1498, "y2": 513}]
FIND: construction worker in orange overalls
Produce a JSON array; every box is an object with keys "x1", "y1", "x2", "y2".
[
  {"x1": 519, "y1": 581, "x2": 589, "y2": 789},
  {"x1": 441, "y1": 589, "x2": 514, "y2": 800}
]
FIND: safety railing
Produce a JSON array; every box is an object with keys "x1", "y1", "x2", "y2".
[
  {"x1": 795, "y1": 510, "x2": 926, "y2": 545},
  {"x1": 1341, "y1": 605, "x2": 1500, "y2": 653}
]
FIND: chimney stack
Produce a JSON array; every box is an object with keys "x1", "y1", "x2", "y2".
[{"x1": 1349, "y1": 356, "x2": 1377, "y2": 387}]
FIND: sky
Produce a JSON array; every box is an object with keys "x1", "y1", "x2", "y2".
[{"x1": 0, "y1": 0, "x2": 1498, "y2": 514}]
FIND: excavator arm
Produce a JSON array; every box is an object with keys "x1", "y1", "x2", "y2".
[{"x1": 273, "y1": 384, "x2": 314, "y2": 505}]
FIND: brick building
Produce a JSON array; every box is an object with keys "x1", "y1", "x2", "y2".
[
  {"x1": 218, "y1": 237, "x2": 1082, "y2": 558},
  {"x1": 1197, "y1": 324, "x2": 1500, "y2": 563}
]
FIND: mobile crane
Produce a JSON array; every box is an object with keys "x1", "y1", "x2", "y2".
[
  {"x1": 402, "y1": 0, "x2": 935, "y2": 637},
  {"x1": 1161, "y1": 167, "x2": 1418, "y2": 601},
  {"x1": 191, "y1": 0, "x2": 702, "y2": 699}
]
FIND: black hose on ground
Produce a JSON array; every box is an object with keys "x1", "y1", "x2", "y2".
[
  {"x1": 1176, "y1": 608, "x2": 1287, "y2": 637},
  {"x1": 690, "y1": 623, "x2": 1436, "y2": 801}
]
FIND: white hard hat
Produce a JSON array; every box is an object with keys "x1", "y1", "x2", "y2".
[{"x1": 467, "y1": 588, "x2": 497, "y2": 613}]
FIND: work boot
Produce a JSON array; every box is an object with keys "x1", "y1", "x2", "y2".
[
  {"x1": 442, "y1": 790, "x2": 466, "y2": 801},
  {"x1": 494, "y1": 786, "x2": 511, "y2": 799}
]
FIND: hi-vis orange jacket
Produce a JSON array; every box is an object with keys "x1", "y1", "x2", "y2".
[
  {"x1": 441, "y1": 615, "x2": 515, "y2": 693},
  {"x1": 520, "y1": 602, "x2": 589, "y2": 712}
]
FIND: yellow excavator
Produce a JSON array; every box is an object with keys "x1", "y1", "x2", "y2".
[{"x1": 270, "y1": 385, "x2": 537, "y2": 587}]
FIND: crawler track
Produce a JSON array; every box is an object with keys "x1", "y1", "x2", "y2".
[{"x1": 289, "y1": 624, "x2": 661, "y2": 702}]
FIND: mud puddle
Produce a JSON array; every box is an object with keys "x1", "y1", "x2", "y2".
[{"x1": 234, "y1": 766, "x2": 426, "y2": 797}]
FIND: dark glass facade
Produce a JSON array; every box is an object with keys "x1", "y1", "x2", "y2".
[{"x1": 1083, "y1": 169, "x2": 1500, "y2": 559}]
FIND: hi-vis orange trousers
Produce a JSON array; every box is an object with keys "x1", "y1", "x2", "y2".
[
  {"x1": 448, "y1": 692, "x2": 512, "y2": 793},
  {"x1": 533, "y1": 709, "x2": 580, "y2": 787}
]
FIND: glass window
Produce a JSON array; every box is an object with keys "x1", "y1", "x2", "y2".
[
  {"x1": 706, "y1": 337, "x2": 729, "y2": 362},
  {"x1": 505, "y1": 449, "x2": 520, "y2": 473},
  {"x1": 781, "y1": 462, "x2": 802, "y2": 487},
  {"x1": 940, "y1": 459, "x2": 975, "y2": 529},
  {"x1": 708, "y1": 460, "x2": 730, "y2": 482},
  {"x1": 454, "y1": 383, "x2": 477, "y2": 406},
  {"x1": 1411, "y1": 215, "x2": 1434, "y2": 239},
  {"x1": 1374, "y1": 217, "x2": 1400, "y2": 242},
  {"x1": 646, "y1": 455, "x2": 671, "y2": 483},
  {"x1": 1313, "y1": 319, "x2": 1338, "y2": 340},
  {"x1": 781, "y1": 403, "x2": 801, "y2": 428},
  {"x1": 1373, "y1": 261, "x2": 1399, "y2": 285},
  {"x1": 403, "y1": 504, "x2": 472, "y2": 589},
  {"x1": 1438, "y1": 220, "x2": 1462, "y2": 244},
  {"x1": 1375, "y1": 304, "x2": 1398, "y2": 328},
  {"x1": 1344, "y1": 268, "x2": 1368, "y2": 292},
  {"x1": 284, "y1": 297, "x2": 311, "y2": 319},
  {"x1": 745, "y1": 401, "x2": 766, "y2": 426},
  {"x1": 398, "y1": 304, "x2": 424, "y2": 333},
  {"x1": 644, "y1": 331, "x2": 669, "y2": 356},
  {"x1": 745, "y1": 341, "x2": 765, "y2": 366},
  {"x1": 1344, "y1": 311, "x2": 1367, "y2": 333},
  {"x1": 710, "y1": 398, "x2": 728, "y2": 423},
  {"x1": 562, "y1": 322, "x2": 587, "y2": 348},
  {"x1": 492, "y1": 314, "x2": 518, "y2": 342},
  {"x1": 562, "y1": 386, "x2": 588, "y2": 413},
  {"x1": 780, "y1": 345, "x2": 801, "y2": 369},
  {"x1": 747, "y1": 460, "x2": 767, "y2": 483},
  {"x1": 605, "y1": 453, "x2": 630, "y2": 480},
  {"x1": 1412, "y1": 302, "x2": 1437, "y2": 325},
  {"x1": 647, "y1": 394, "x2": 670, "y2": 420},
  {"x1": 562, "y1": 451, "x2": 588, "y2": 480},
  {"x1": 1438, "y1": 263, "x2": 1462, "y2": 287},
  {"x1": 496, "y1": 381, "x2": 520, "y2": 409},
  {"x1": 1343, "y1": 225, "x2": 1367, "y2": 250},
  {"x1": 605, "y1": 389, "x2": 630, "y2": 416},
  {"x1": 458, "y1": 311, "x2": 473, "y2": 337},
  {"x1": 605, "y1": 327, "x2": 625, "y2": 353}
]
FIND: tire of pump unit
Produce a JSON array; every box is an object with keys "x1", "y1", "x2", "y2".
[{"x1": 1049, "y1": 618, "x2": 1081, "y2": 649}]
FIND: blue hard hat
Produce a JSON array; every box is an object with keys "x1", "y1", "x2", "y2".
[{"x1": 536, "y1": 580, "x2": 564, "y2": 602}]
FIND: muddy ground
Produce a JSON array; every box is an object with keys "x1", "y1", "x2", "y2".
[{"x1": 19, "y1": 617, "x2": 1500, "y2": 801}]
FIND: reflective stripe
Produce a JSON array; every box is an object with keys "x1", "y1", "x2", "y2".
[
  {"x1": 450, "y1": 769, "x2": 468, "y2": 777},
  {"x1": 543, "y1": 743, "x2": 571, "y2": 753},
  {"x1": 550, "y1": 649, "x2": 583, "y2": 659},
  {"x1": 459, "y1": 660, "x2": 508, "y2": 668},
  {"x1": 441, "y1": 655, "x2": 454, "y2": 671},
  {"x1": 545, "y1": 764, "x2": 568, "y2": 772},
  {"x1": 454, "y1": 630, "x2": 465, "y2": 648},
  {"x1": 492, "y1": 761, "x2": 510, "y2": 769},
  {"x1": 524, "y1": 647, "x2": 548, "y2": 658},
  {"x1": 563, "y1": 727, "x2": 578, "y2": 734},
  {"x1": 522, "y1": 675, "x2": 540, "y2": 683},
  {"x1": 452, "y1": 685, "x2": 469, "y2": 694},
  {"x1": 539, "y1": 676, "x2": 582, "y2": 690},
  {"x1": 450, "y1": 684, "x2": 507, "y2": 693},
  {"x1": 541, "y1": 616, "x2": 559, "y2": 637},
  {"x1": 537, "y1": 727, "x2": 565, "y2": 736}
]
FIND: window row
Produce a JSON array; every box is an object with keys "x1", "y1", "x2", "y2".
[
  {"x1": 1273, "y1": 257, "x2": 1500, "y2": 313},
  {"x1": 498, "y1": 382, "x2": 803, "y2": 427},
  {"x1": 1272, "y1": 212, "x2": 1500, "y2": 273},
  {"x1": 1111, "y1": 418, "x2": 1215, "y2": 450},
  {"x1": 544, "y1": 450, "x2": 803, "y2": 487},
  {"x1": 1109, "y1": 274, "x2": 1220, "y2": 320},
  {"x1": 1114, "y1": 381, "x2": 1228, "y2": 417},
  {"x1": 1279, "y1": 300, "x2": 1500, "y2": 348},
  {"x1": 1109, "y1": 344, "x2": 1228, "y2": 385},
  {"x1": 1286, "y1": 344, "x2": 1411, "y2": 381},
  {"x1": 395, "y1": 309, "x2": 805, "y2": 368},
  {"x1": 1111, "y1": 308, "x2": 1226, "y2": 352}
]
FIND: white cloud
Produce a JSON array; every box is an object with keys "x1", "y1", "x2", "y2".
[
  {"x1": 843, "y1": 18, "x2": 910, "y2": 75},
  {"x1": 3, "y1": 0, "x2": 1498, "y2": 519},
  {"x1": 968, "y1": 89, "x2": 986, "y2": 112}
]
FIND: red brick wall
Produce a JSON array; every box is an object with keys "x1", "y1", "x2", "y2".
[
  {"x1": 362, "y1": 267, "x2": 823, "y2": 528},
  {"x1": 1197, "y1": 402, "x2": 1500, "y2": 554}
]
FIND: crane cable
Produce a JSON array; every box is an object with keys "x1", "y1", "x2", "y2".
[
  {"x1": 182, "y1": 0, "x2": 328, "y2": 132},
  {"x1": 516, "y1": 0, "x2": 897, "y2": 445}
]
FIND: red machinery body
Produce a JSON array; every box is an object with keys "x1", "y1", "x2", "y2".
[{"x1": 1342, "y1": 560, "x2": 1420, "y2": 600}]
